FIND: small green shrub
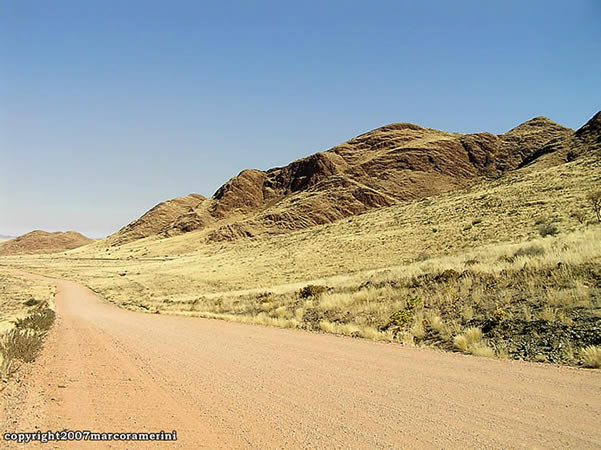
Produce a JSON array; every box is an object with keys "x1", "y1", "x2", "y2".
[
  {"x1": 1, "y1": 329, "x2": 44, "y2": 364},
  {"x1": 388, "y1": 309, "x2": 413, "y2": 327},
  {"x1": 1, "y1": 307, "x2": 55, "y2": 379},
  {"x1": 15, "y1": 308, "x2": 55, "y2": 332},
  {"x1": 386, "y1": 297, "x2": 422, "y2": 329},
  {"x1": 538, "y1": 222, "x2": 559, "y2": 237}
]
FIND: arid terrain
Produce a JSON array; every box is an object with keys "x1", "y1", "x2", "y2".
[
  {"x1": 108, "y1": 113, "x2": 595, "y2": 245},
  {"x1": 0, "y1": 272, "x2": 599, "y2": 448},
  {"x1": 0, "y1": 273, "x2": 54, "y2": 334},
  {"x1": 4, "y1": 113, "x2": 601, "y2": 362},
  {"x1": 1, "y1": 112, "x2": 600, "y2": 447},
  {"x1": 0, "y1": 231, "x2": 92, "y2": 256}
]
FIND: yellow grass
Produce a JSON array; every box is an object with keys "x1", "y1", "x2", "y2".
[
  {"x1": 0, "y1": 273, "x2": 54, "y2": 332},
  {"x1": 1, "y1": 155, "x2": 600, "y2": 365},
  {"x1": 580, "y1": 346, "x2": 601, "y2": 368},
  {"x1": 0, "y1": 273, "x2": 56, "y2": 380}
]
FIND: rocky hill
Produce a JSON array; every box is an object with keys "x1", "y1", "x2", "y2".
[
  {"x1": 0, "y1": 230, "x2": 93, "y2": 255},
  {"x1": 110, "y1": 111, "x2": 600, "y2": 245},
  {"x1": 114, "y1": 193, "x2": 206, "y2": 244}
]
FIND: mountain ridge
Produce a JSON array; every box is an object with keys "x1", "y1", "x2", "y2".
[{"x1": 109, "y1": 112, "x2": 599, "y2": 245}]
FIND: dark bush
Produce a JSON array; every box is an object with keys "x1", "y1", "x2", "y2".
[
  {"x1": 23, "y1": 298, "x2": 39, "y2": 307},
  {"x1": 538, "y1": 222, "x2": 559, "y2": 237},
  {"x1": 513, "y1": 245, "x2": 545, "y2": 258},
  {"x1": 298, "y1": 285, "x2": 328, "y2": 298}
]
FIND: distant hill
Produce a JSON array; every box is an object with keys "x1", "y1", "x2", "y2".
[
  {"x1": 0, "y1": 234, "x2": 16, "y2": 241},
  {"x1": 109, "y1": 111, "x2": 601, "y2": 245},
  {"x1": 0, "y1": 230, "x2": 93, "y2": 255}
]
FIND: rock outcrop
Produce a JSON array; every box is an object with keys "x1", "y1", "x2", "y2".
[{"x1": 110, "y1": 112, "x2": 599, "y2": 244}]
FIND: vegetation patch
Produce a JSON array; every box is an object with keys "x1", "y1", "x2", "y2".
[
  {"x1": 580, "y1": 346, "x2": 601, "y2": 368},
  {"x1": 0, "y1": 306, "x2": 55, "y2": 380},
  {"x1": 0, "y1": 274, "x2": 56, "y2": 382},
  {"x1": 298, "y1": 285, "x2": 329, "y2": 298},
  {"x1": 538, "y1": 222, "x2": 560, "y2": 237},
  {"x1": 3, "y1": 155, "x2": 601, "y2": 368},
  {"x1": 144, "y1": 232, "x2": 601, "y2": 367},
  {"x1": 384, "y1": 296, "x2": 422, "y2": 337}
]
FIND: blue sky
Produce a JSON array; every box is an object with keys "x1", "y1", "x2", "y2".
[{"x1": 1, "y1": 0, "x2": 600, "y2": 238}]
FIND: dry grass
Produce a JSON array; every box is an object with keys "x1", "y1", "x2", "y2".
[
  {"x1": 468, "y1": 343, "x2": 495, "y2": 358},
  {"x1": 319, "y1": 320, "x2": 392, "y2": 341},
  {"x1": 580, "y1": 346, "x2": 601, "y2": 368},
  {"x1": 453, "y1": 327, "x2": 481, "y2": 352},
  {"x1": 0, "y1": 273, "x2": 54, "y2": 333},
  {"x1": 0, "y1": 273, "x2": 56, "y2": 380},
  {"x1": 0, "y1": 310, "x2": 56, "y2": 379},
  {"x1": 427, "y1": 314, "x2": 444, "y2": 332},
  {"x1": 453, "y1": 327, "x2": 495, "y2": 358},
  {"x1": 1, "y1": 155, "x2": 600, "y2": 365},
  {"x1": 5, "y1": 155, "x2": 599, "y2": 294}
]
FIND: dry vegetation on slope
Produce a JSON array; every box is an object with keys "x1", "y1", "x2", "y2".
[
  {"x1": 2, "y1": 112, "x2": 600, "y2": 367},
  {"x1": 0, "y1": 273, "x2": 54, "y2": 332},
  {"x1": 109, "y1": 113, "x2": 594, "y2": 245},
  {"x1": 3, "y1": 150, "x2": 600, "y2": 366}
]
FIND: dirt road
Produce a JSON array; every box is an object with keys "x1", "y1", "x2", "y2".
[{"x1": 1, "y1": 274, "x2": 600, "y2": 448}]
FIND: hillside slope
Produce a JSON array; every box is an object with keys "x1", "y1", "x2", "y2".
[
  {"x1": 111, "y1": 112, "x2": 600, "y2": 245},
  {"x1": 4, "y1": 148, "x2": 599, "y2": 366},
  {"x1": 114, "y1": 193, "x2": 206, "y2": 244},
  {"x1": 0, "y1": 231, "x2": 92, "y2": 255}
]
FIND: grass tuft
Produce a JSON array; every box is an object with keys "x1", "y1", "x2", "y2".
[
  {"x1": 580, "y1": 346, "x2": 601, "y2": 368},
  {"x1": 469, "y1": 343, "x2": 495, "y2": 358},
  {"x1": 453, "y1": 327, "x2": 493, "y2": 357}
]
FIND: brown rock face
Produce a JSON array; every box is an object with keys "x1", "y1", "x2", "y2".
[
  {"x1": 268, "y1": 152, "x2": 349, "y2": 193},
  {"x1": 111, "y1": 193, "x2": 206, "y2": 245},
  {"x1": 111, "y1": 112, "x2": 599, "y2": 244},
  {"x1": 212, "y1": 170, "x2": 267, "y2": 218},
  {"x1": 575, "y1": 111, "x2": 601, "y2": 148},
  {"x1": 0, "y1": 231, "x2": 92, "y2": 255}
]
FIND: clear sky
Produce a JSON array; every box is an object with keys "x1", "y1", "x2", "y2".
[{"x1": 1, "y1": 0, "x2": 600, "y2": 238}]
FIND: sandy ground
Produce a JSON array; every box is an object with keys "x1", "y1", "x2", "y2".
[{"x1": 1, "y1": 273, "x2": 600, "y2": 449}]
